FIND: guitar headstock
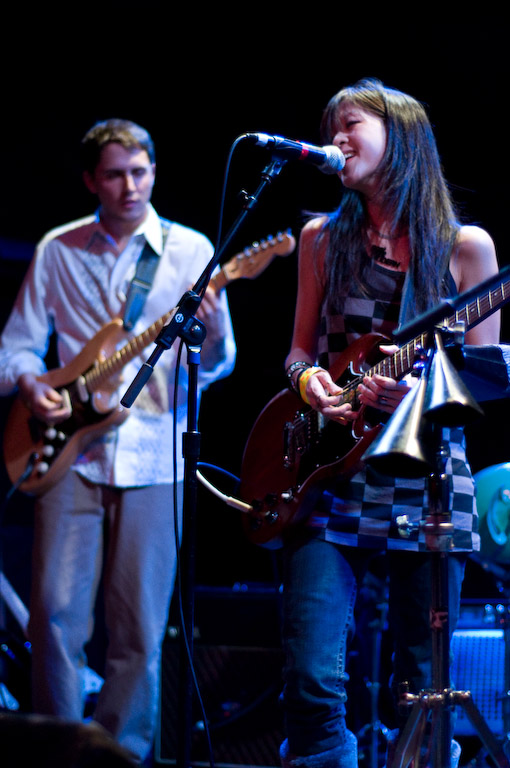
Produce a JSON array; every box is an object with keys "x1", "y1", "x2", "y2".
[{"x1": 222, "y1": 230, "x2": 296, "y2": 283}]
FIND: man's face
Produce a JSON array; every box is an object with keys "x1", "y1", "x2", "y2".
[{"x1": 84, "y1": 142, "x2": 156, "y2": 232}]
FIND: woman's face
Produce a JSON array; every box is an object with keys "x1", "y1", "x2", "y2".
[{"x1": 331, "y1": 102, "x2": 387, "y2": 198}]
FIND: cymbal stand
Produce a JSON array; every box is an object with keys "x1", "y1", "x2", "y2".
[{"x1": 364, "y1": 326, "x2": 510, "y2": 768}]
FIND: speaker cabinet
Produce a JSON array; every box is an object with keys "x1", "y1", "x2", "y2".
[
  {"x1": 156, "y1": 584, "x2": 284, "y2": 767},
  {"x1": 451, "y1": 628, "x2": 507, "y2": 736}
]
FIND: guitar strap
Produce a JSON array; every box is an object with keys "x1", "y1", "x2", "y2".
[{"x1": 123, "y1": 219, "x2": 171, "y2": 331}]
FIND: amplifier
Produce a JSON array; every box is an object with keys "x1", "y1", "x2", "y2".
[
  {"x1": 155, "y1": 583, "x2": 284, "y2": 767},
  {"x1": 451, "y1": 600, "x2": 510, "y2": 737},
  {"x1": 457, "y1": 598, "x2": 510, "y2": 630}
]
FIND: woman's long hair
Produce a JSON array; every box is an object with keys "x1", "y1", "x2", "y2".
[{"x1": 318, "y1": 78, "x2": 460, "y2": 315}]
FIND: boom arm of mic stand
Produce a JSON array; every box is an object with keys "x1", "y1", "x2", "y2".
[
  {"x1": 121, "y1": 155, "x2": 288, "y2": 409},
  {"x1": 121, "y1": 290, "x2": 205, "y2": 408},
  {"x1": 192, "y1": 154, "x2": 288, "y2": 298}
]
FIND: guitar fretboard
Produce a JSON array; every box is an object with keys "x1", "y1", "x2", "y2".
[
  {"x1": 358, "y1": 275, "x2": 509, "y2": 389},
  {"x1": 331, "y1": 273, "x2": 510, "y2": 410},
  {"x1": 84, "y1": 309, "x2": 176, "y2": 393},
  {"x1": 82, "y1": 269, "x2": 231, "y2": 393}
]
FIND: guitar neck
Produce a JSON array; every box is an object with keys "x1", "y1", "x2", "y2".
[
  {"x1": 81, "y1": 231, "x2": 296, "y2": 395},
  {"x1": 374, "y1": 334, "x2": 427, "y2": 381},
  {"x1": 210, "y1": 269, "x2": 228, "y2": 293},
  {"x1": 82, "y1": 271, "x2": 231, "y2": 393},
  {"x1": 353, "y1": 271, "x2": 510, "y2": 394},
  {"x1": 84, "y1": 308, "x2": 176, "y2": 393}
]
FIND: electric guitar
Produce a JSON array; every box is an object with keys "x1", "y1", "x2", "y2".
[
  {"x1": 239, "y1": 268, "x2": 510, "y2": 548},
  {"x1": 3, "y1": 230, "x2": 296, "y2": 496}
]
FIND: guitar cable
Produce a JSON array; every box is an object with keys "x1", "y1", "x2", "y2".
[
  {"x1": 197, "y1": 463, "x2": 253, "y2": 514},
  {"x1": 3, "y1": 452, "x2": 39, "y2": 506}
]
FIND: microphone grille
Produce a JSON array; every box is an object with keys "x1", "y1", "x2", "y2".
[{"x1": 322, "y1": 145, "x2": 346, "y2": 173}]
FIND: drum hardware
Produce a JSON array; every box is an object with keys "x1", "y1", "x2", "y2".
[{"x1": 364, "y1": 325, "x2": 510, "y2": 767}]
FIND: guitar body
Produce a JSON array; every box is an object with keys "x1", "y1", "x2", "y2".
[
  {"x1": 3, "y1": 319, "x2": 129, "y2": 496},
  {"x1": 239, "y1": 334, "x2": 387, "y2": 547}
]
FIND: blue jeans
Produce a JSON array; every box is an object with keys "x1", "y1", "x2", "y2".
[{"x1": 281, "y1": 534, "x2": 466, "y2": 760}]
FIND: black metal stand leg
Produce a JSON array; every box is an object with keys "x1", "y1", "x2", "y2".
[
  {"x1": 430, "y1": 551, "x2": 452, "y2": 768},
  {"x1": 177, "y1": 343, "x2": 202, "y2": 768}
]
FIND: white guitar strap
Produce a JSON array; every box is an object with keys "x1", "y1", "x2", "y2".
[{"x1": 123, "y1": 219, "x2": 171, "y2": 331}]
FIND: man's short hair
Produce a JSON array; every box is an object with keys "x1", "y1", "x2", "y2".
[{"x1": 81, "y1": 118, "x2": 155, "y2": 174}]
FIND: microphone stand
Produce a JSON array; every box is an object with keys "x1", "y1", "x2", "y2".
[{"x1": 121, "y1": 155, "x2": 288, "y2": 768}]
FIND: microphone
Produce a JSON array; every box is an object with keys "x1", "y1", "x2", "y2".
[{"x1": 243, "y1": 133, "x2": 345, "y2": 175}]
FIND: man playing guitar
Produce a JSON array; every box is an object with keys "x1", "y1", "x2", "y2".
[{"x1": 0, "y1": 119, "x2": 236, "y2": 764}]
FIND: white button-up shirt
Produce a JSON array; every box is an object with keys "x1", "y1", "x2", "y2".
[{"x1": 0, "y1": 205, "x2": 236, "y2": 487}]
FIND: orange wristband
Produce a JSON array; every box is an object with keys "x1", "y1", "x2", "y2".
[{"x1": 298, "y1": 366, "x2": 322, "y2": 404}]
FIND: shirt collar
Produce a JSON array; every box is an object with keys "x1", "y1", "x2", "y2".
[
  {"x1": 133, "y1": 204, "x2": 164, "y2": 255},
  {"x1": 89, "y1": 203, "x2": 163, "y2": 255}
]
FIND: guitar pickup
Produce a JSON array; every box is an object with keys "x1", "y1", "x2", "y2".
[
  {"x1": 283, "y1": 414, "x2": 310, "y2": 469},
  {"x1": 75, "y1": 376, "x2": 89, "y2": 403},
  {"x1": 60, "y1": 387, "x2": 72, "y2": 412},
  {"x1": 283, "y1": 420, "x2": 296, "y2": 469}
]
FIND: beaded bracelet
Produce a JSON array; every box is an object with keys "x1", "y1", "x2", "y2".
[
  {"x1": 285, "y1": 361, "x2": 311, "y2": 393},
  {"x1": 298, "y1": 366, "x2": 322, "y2": 404}
]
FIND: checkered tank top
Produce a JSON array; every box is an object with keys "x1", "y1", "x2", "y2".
[{"x1": 309, "y1": 256, "x2": 479, "y2": 553}]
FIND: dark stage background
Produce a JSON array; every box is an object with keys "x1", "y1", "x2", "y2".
[{"x1": 1, "y1": 8, "x2": 509, "y2": 762}]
